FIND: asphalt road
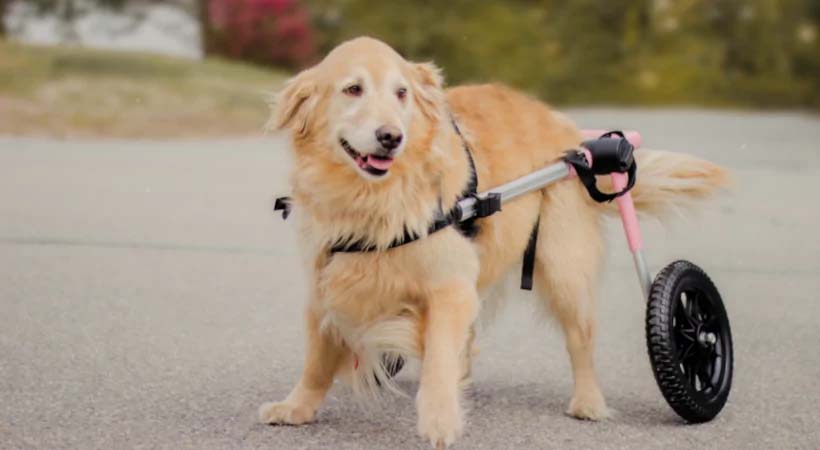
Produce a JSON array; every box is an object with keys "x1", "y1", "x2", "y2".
[{"x1": 1, "y1": 110, "x2": 819, "y2": 450}]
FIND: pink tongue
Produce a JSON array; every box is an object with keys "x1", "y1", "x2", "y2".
[{"x1": 366, "y1": 155, "x2": 394, "y2": 170}]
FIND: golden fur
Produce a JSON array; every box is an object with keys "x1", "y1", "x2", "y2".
[{"x1": 258, "y1": 37, "x2": 728, "y2": 448}]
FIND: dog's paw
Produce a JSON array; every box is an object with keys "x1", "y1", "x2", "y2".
[
  {"x1": 416, "y1": 388, "x2": 463, "y2": 449},
  {"x1": 566, "y1": 388, "x2": 610, "y2": 421},
  {"x1": 258, "y1": 401, "x2": 316, "y2": 425}
]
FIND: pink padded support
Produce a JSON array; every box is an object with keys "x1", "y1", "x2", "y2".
[
  {"x1": 612, "y1": 172, "x2": 643, "y2": 252},
  {"x1": 575, "y1": 129, "x2": 644, "y2": 253},
  {"x1": 581, "y1": 129, "x2": 642, "y2": 148}
]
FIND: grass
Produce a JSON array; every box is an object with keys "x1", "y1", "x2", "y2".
[{"x1": 0, "y1": 40, "x2": 286, "y2": 138}]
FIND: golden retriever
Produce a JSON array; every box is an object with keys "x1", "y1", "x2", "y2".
[{"x1": 258, "y1": 37, "x2": 727, "y2": 448}]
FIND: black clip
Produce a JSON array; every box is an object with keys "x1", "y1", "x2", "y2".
[
  {"x1": 274, "y1": 196, "x2": 292, "y2": 220},
  {"x1": 564, "y1": 130, "x2": 638, "y2": 204},
  {"x1": 580, "y1": 130, "x2": 635, "y2": 175},
  {"x1": 473, "y1": 192, "x2": 502, "y2": 218}
]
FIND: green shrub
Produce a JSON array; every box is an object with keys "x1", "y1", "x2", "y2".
[{"x1": 305, "y1": 0, "x2": 820, "y2": 108}]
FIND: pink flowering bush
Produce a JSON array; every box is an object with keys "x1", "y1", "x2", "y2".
[{"x1": 206, "y1": 0, "x2": 315, "y2": 69}]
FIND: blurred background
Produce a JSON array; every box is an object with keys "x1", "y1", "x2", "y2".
[
  {"x1": 2, "y1": 2, "x2": 820, "y2": 449},
  {"x1": 1, "y1": 0, "x2": 818, "y2": 137}
]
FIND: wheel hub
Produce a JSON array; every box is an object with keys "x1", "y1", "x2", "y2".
[{"x1": 697, "y1": 330, "x2": 717, "y2": 348}]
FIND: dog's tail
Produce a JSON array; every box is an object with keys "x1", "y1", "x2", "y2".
[{"x1": 599, "y1": 149, "x2": 729, "y2": 218}]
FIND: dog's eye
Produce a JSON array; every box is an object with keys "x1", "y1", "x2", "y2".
[
  {"x1": 343, "y1": 84, "x2": 363, "y2": 97},
  {"x1": 396, "y1": 87, "x2": 407, "y2": 100}
]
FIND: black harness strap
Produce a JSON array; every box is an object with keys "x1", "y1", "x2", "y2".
[
  {"x1": 273, "y1": 196, "x2": 292, "y2": 219},
  {"x1": 520, "y1": 216, "x2": 540, "y2": 291},
  {"x1": 523, "y1": 130, "x2": 637, "y2": 289},
  {"x1": 329, "y1": 206, "x2": 460, "y2": 253},
  {"x1": 451, "y1": 119, "x2": 488, "y2": 238},
  {"x1": 274, "y1": 121, "x2": 488, "y2": 254},
  {"x1": 564, "y1": 131, "x2": 637, "y2": 203},
  {"x1": 274, "y1": 118, "x2": 550, "y2": 291},
  {"x1": 329, "y1": 118, "x2": 487, "y2": 254}
]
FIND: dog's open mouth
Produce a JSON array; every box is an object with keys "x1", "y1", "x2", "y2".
[{"x1": 340, "y1": 138, "x2": 394, "y2": 176}]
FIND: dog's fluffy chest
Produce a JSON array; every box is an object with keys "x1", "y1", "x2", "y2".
[
  {"x1": 312, "y1": 229, "x2": 479, "y2": 355},
  {"x1": 315, "y1": 251, "x2": 425, "y2": 345}
]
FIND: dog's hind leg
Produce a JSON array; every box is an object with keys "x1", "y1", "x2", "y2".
[
  {"x1": 259, "y1": 306, "x2": 348, "y2": 425},
  {"x1": 533, "y1": 183, "x2": 609, "y2": 420}
]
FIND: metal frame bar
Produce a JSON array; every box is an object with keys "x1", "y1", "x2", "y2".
[
  {"x1": 457, "y1": 161, "x2": 570, "y2": 221},
  {"x1": 457, "y1": 131, "x2": 653, "y2": 300},
  {"x1": 278, "y1": 130, "x2": 654, "y2": 300}
]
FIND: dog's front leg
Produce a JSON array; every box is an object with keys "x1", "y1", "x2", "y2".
[
  {"x1": 259, "y1": 306, "x2": 347, "y2": 425},
  {"x1": 417, "y1": 279, "x2": 478, "y2": 449}
]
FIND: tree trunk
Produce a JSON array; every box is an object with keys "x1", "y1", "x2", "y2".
[
  {"x1": 0, "y1": 0, "x2": 7, "y2": 37},
  {"x1": 57, "y1": 0, "x2": 81, "y2": 43},
  {"x1": 197, "y1": 0, "x2": 213, "y2": 56}
]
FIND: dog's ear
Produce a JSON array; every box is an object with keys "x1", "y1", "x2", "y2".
[
  {"x1": 410, "y1": 62, "x2": 445, "y2": 121},
  {"x1": 268, "y1": 68, "x2": 318, "y2": 136}
]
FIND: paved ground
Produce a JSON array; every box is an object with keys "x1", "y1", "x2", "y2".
[{"x1": 1, "y1": 110, "x2": 818, "y2": 450}]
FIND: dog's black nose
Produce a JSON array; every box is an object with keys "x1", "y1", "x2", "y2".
[{"x1": 375, "y1": 125, "x2": 403, "y2": 150}]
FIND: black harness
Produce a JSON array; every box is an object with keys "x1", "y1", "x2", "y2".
[
  {"x1": 274, "y1": 119, "x2": 536, "y2": 286},
  {"x1": 329, "y1": 119, "x2": 488, "y2": 253},
  {"x1": 273, "y1": 128, "x2": 636, "y2": 292},
  {"x1": 322, "y1": 121, "x2": 544, "y2": 289}
]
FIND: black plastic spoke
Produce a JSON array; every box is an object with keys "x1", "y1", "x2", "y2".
[
  {"x1": 703, "y1": 314, "x2": 723, "y2": 335},
  {"x1": 676, "y1": 325, "x2": 695, "y2": 343},
  {"x1": 702, "y1": 315, "x2": 719, "y2": 331},
  {"x1": 688, "y1": 291, "x2": 703, "y2": 324},
  {"x1": 675, "y1": 300, "x2": 692, "y2": 330},
  {"x1": 682, "y1": 293, "x2": 701, "y2": 328},
  {"x1": 678, "y1": 342, "x2": 696, "y2": 362},
  {"x1": 698, "y1": 360, "x2": 714, "y2": 391},
  {"x1": 695, "y1": 291, "x2": 714, "y2": 323},
  {"x1": 684, "y1": 361, "x2": 696, "y2": 388}
]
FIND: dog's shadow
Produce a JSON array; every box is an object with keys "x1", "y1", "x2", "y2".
[
  {"x1": 246, "y1": 379, "x2": 687, "y2": 449},
  {"x1": 247, "y1": 379, "x2": 421, "y2": 448}
]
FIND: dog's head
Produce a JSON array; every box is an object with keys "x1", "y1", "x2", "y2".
[{"x1": 270, "y1": 37, "x2": 446, "y2": 181}]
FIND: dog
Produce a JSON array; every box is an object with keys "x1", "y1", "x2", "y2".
[{"x1": 258, "y1": 36, "x2": 727, "y2": 448}]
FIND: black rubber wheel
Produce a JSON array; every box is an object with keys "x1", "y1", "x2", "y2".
[{"x1": 646, "y1": 260, "x2": 733, "y2": 423}]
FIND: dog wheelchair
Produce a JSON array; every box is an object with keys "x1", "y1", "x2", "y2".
[
  {"x1": 454, "y1": 129, "x2": 733, "y2": 422},
  {"x1": 274, "y1": 130, "x2": 733, "y2": 423}
]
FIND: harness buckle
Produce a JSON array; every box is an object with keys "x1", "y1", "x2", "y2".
[
  {"x1": 581, "y1": 131, "x2": 635, "y2": 175},
  {"x1": 564, "y1": 131, "x2": 638, "y2": 203},
  {"x1": 473, "y1": 192, "x2": 502, "y2": 218},
  {"x1": 274, "y1": 196, "x2": 293, "y2": 219}
]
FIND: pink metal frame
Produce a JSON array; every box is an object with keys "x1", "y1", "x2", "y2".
[
  {"x1": 580, "y1": 129, "x2": 651, "y2": 297},
  {"x1": 467, "y1": 128, "x2": 651, "y2": 296}
]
